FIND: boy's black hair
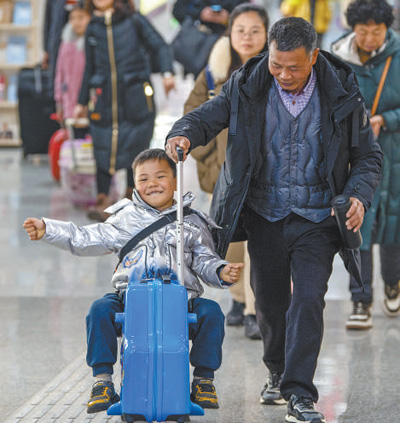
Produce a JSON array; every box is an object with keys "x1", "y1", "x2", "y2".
[
  {"x1": 132, "y1": 149, "x2": 177, "y2": 180},
  {"x1": 346, "y1": 0, "x2": 394, "y2": 28},
  {"x1": 268, "y1": 17, "x2": 317, "y2": 55}
]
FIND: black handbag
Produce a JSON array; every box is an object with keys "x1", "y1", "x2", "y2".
[{"x1": 171, "y1": 18, "x2": 220, "y2": 77}]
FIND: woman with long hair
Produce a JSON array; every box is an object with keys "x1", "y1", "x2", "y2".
[{"x1": 74, "y1": 0, "x2": 175, "y2": 221}]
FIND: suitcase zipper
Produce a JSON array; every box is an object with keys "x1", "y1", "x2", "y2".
[{"x1": 105, "y1": 10, "x2": 119, "y2": 176}]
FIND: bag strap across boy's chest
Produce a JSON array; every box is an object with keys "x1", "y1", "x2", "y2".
[{"x1": 117, "y1": 206, "x2": 192, "y2": 267}]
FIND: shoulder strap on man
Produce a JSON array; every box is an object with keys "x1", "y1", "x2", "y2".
[{"x1": 117, "y1": 206, "x2": 192, "y2": 267}]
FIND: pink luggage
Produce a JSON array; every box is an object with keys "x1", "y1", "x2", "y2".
[{"x1": 59, "y1": 119, "x2": 119, "y2": 208}]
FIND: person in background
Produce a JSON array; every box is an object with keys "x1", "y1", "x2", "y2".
[
  {"x1": 280, "y1": 0, "x2": 332, "y2": 48},
  {"x1": 43, "y1": 0, "x2": 72, "y2": 95},
  {"x1": 172, "y1": 0, "x2": 247, "y2": 34},
  {"x1": 74, "y1": 0, "x2": 175, "y2": 222},
  {"x1": 54, "y1": 2, "x2": 90, "y2": 119},
  {"x1": 166, "y1": 17, "x2": 382, "y2": 423},
  {"x1": 332, "y1": 0, "x2": 400, "y2": 330},
  {"x1": 184, "y1": 2, "x2": 269, "y2": 340},
  {"x1": 23, "y1": 148, "x2": 244, "y2": 414}
]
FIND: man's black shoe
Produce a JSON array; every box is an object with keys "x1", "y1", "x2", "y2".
[
  {"x1": 244, "y1": 314, "x2": 261, "y2": 339},
  {"x1": 226, "y1": 300, "x2": 245, "y2": 326},
  {"x1": 87, "y1": 381, "x2": 120, "y2": 414},
  {"x1": 260, "y1": 371, "x2": 286, "y2": 405},
  {"x1": 285, "y1": 394, "x2": 325, "y2": 423}
]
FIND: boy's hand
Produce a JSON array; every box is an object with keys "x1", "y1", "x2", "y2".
[
  {"x1": 220, "y1": 263, "x2": 244, "y2": 284},
  {"x1": 23, "y1": 218, "x2": 46, "y2": 240}
]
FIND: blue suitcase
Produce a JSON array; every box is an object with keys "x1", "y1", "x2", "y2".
[
  {"x1": 107, "y1": 276, "x2": 204, "y2": 422},
  {"x1": 107, "y1": 147, "x2": 204, "y2": 422}
]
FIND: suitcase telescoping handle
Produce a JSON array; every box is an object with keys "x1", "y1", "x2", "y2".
[
  {"x1": 64, "y1": 118, "x2": 90, "y2": 170},
  {"x1": 176, "y1": 147, "x2": 185, "y2": 285}
]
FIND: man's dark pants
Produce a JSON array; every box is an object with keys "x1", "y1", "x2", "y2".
[{"x1": 243, "y1": 207, "x2": 341, "y2": 402}]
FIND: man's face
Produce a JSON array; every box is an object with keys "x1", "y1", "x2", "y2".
[
  {"x1": 268, "y1": 41, "x2": 319, "y2": 94},
  {"x1": 354, "y1": 21, "x2": 387, "y2": 53},
  {"x1": 134, "y1": 159, "x2": 176, "y2": 211}
]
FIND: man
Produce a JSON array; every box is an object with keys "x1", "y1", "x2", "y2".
[{"x1": 166, "y1": 17, "x2": 382, "y2": 423}]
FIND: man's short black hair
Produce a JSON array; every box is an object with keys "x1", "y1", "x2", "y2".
[
  {"x1": 268, "y1": 17, "x2": 317, "y2": 55},
  {"x1": 132, "y1": 148, "x2": 176, "y2": 179},
  {"x1": 346, "y1": 0, "x2": 394, "y2": 28}
]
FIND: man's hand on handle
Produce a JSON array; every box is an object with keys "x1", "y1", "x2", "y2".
[{"x1": 165, "y1": 137, "x2": 191, "y2": 162}]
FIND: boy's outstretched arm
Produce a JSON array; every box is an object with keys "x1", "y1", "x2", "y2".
[
  {"x1": 220, "y1": 263, "x2": 244, "y2": 284},
  {"x1": 23, "y1": 218, "x2": 46, "y2": 241}
]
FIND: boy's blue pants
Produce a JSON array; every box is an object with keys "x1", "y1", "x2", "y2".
[{"x1": 86, "y1": 293, "x2": 225, "y2": 380}]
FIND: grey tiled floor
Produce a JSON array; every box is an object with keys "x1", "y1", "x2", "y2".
[{"x1": 2, "y1": 4, "x2": 400, "y2": 423}]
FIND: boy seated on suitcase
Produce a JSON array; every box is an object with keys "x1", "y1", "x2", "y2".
[{"x1": 23, "y1": 148, "x2": 244, "y2": 414}]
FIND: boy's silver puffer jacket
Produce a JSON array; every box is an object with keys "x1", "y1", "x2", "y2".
[{"x1": 42, "y1": 191, "x2": 228, "y2": 299}]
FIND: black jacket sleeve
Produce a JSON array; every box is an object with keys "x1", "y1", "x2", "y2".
[
  {"x1": 43, "y1": 0, "x2": 52, "y2": 53},
  {"x1": 343, "y1": 105, "x2": 383, "y2": 210},
  {"x1": 133, "y1": 13, "x2": 174, "y2": 74}
]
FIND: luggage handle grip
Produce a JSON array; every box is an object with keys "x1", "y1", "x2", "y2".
[
  {"x1": 176, "y1": 146, "x2": 184, "y2": 162},
  {"x1": 64, "y1": 119, "x2": 89, "y2": 169}
]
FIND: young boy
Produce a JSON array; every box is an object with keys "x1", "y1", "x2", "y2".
[{"x1": 23, "y1": 148, "x2": 243, "y2": 414}]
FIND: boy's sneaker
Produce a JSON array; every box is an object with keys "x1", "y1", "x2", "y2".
[
  {"x1": 260, "y1": 370, "x2": 286, "y2": 405},
  {"x1": 345, "y1": 302, "x2": 372, "y2": 330},
  {"x1": 226, "y1": 300, "x2": 245, "y2": 326},
  {"x1": 382, "y1": 282, "x2": 400, "y2": 317},
  {"x1": 191, "y1": 379, "x2": 219, "y2": 409},
  {"x1": 285, "y1": 394, "x2": 325, "y2": 423},
  {"x1": 87, "y1": 381, "x2": 120, "y2": 414}
]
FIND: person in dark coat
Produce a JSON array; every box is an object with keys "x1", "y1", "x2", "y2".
[
  {"x1": 166, "y1": 17, "x2": 382, "y2": 423},
  {"x1": 173, "y1": 0, "x2": 247, "y2": 34},
  {"x1": 43, "y1": 0, "x2": 69, "y2": 95},
  {"x1": 74, "y1": 0, "x2": 175, "y2": 221},
  {"x1": 332, "y1": 0, "x2": 400, "y2": 329}
]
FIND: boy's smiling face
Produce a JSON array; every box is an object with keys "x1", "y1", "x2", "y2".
[{"x1": 134, "y1": 159, "x2": 176, "y2": 211}]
